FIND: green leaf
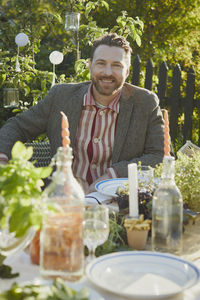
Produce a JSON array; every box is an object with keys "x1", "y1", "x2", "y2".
[
  {"x1": 85, "y1": 2, "x2": 96, "y2": 18},
  {"x1": 34, "y1": 166, "x2": 52, "y2": 179},
  {"x1": 11, "y1": 141, "x2": 33, "y2": 161},
  {"x1": 11, "y1": 141, "x2": 25, "y2": 159},
  {"x1": 0, "y1": 74, "x2": 6, "y2": 87},
  {"x1": 135, "y1": 35, "x2": 142, "y2": 47},
  {"x1": 0, "y1": 264, "x2": 19, "y2": 279},
  {"x1": 116, "y1": 16, "x2": 126, "y2": 28},
  {"x1": 9, "y1": 204, "x2": 33, "y2": 237},
  {"x1": 101, "y1": 0, "x2": 109, "y2": 10},
  {"x1": 0, "y1": 255, "x2": 6, "y2": 265},
  {"x1": 129, "y1": 24, "x2": 137, "y2": 39},
  {"x1": 134, "y1": 16, "x2": 144, "y2": 31}
]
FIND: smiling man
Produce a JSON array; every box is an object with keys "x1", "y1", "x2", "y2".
[
  {"x1": 89, "y1": 42, "x2": 130, "y2": 102},
  {"x1": 0, "y1": 33, "x2": 164, "y2": 193}
]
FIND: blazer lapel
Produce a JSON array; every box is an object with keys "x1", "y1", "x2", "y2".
[{"x1": 112, "y1": 86, "x2": 135, "y2": 163}]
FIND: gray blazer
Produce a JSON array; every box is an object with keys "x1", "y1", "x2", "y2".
[{"x1": 0, "y1": 81, "x2": 164, "y2": 177}]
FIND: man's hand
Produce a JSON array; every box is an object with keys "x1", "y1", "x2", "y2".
[{"x1": 86, "y1": 173, "x2": 112, "y2": 194}]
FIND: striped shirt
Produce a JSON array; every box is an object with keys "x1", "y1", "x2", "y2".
[{"x1": 72, "y1": 84, "x2": 120, "y2": 191}]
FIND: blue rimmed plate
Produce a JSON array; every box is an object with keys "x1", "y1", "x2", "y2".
[
  {"x1": 95, "y1": 178, "x2": 128, "y2": 198},
  {"x1": 86, "y1": 251, "x2": 200, "y2": 299}
]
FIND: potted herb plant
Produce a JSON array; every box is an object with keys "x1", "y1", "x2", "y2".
[
  {"x1": 154, "y1": 152, "x2": 200, "y2": 212},
  {"x1": 0, "y1": 141, "x2": 52, "y2": 256}
]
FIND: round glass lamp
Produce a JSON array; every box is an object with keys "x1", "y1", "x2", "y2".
[
  {"x1": 65, "y1": 12, "x2": 80, "y2": 32},
  {"x1": 3, "y1": 88, "x2": 19, "y2": 108}
]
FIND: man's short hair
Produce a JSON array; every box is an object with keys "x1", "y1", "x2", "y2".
[{"x1": 90, "y1": 33, "x2": 132, "y2": 65}]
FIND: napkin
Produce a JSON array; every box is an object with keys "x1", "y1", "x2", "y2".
[
  {"x1": 85, "y1": 192, "x2": 112, "y2": 204},
  {"x1": 124, "y1": 273, "x2": 181, "y2": 296},
  {"x1": 85, "y1": 192, "x2": 118, "y2": 211}
]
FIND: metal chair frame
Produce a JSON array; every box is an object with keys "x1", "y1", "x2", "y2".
[{"x1": 25, "y1": 142, "x2": 51, "y2": 167}]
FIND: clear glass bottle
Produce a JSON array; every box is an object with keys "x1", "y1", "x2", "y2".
[
  {"x1": 151, "y1": 156, "x2": 183, "y2": 255},
  {"x1": 40, "y1": 146, "x2": 85, "y2": 281}
]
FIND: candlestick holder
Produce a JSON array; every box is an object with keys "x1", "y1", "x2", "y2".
[{"x1": 124, "y1": 215, "x2": 151, "y2": 250}]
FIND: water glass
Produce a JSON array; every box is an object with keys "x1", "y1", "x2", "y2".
[{"x1": 138, "y1": 165, "x2": 154, "y2": 192}]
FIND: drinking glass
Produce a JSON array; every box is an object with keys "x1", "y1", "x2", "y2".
[
  {"x1": 0, "y1": 224, "x2": 35, "y2": 256},
  {"x1": 138, "y1": 165, "x2": 154, "y2": 192},
  {"x1": 83, "y1": 205, "x2": 109, "y2": 264}
]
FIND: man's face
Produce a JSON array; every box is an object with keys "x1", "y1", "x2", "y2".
[{"x1": 89, "y1": 45, "x2": 130, "y2": 97}]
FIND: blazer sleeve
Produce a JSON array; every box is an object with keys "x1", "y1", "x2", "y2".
[{"x1": 0, "y1": 86, "x2": 57, "y2": 158}]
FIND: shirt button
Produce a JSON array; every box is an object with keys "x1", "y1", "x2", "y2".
[
  {"x1": 99, "y1": 110, "x2": 104, "y2": 116},
  {"x1": 93, "y1": 137, "x2": 99, "y2": 143}
]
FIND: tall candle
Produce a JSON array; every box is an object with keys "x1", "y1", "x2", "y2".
[
  {"x1": 60, "y1": 111, "x2": 72, "y2": 194},
  {"x1": 60, "y1": 111, "x2": 70, "y2": 147},
  {"x1": 163, "y1": 109, "x2": 171, "y2": 156},
  {"x1": 128, "y1": 163, "x2": 139, "y2": 218}
]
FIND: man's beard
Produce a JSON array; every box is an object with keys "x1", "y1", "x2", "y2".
[{"x1": 91, "y1": 75, "x2": 123, "y2": 96}]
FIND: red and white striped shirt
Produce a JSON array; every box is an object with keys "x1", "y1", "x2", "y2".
[{"x1": 72, "y1": 84, "x2": 120, "y2": 191}]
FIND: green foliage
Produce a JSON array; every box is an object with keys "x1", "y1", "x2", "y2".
[
  {"x1": 111, "y1": 11, "x2": 143, "y2": 47},
  {"x1": 0, "y1": 0, "x2": 143, "y2": 127},
  {"x1": 0, "y1": 142, "x2": 52, "y2": 237},
  {"x1": 0, "y1": 255, "x2": 19, "y2": 279},
  {"x1": 0, "y1": 50, "x2": 52, "y2": 106},
  {"x1": 154, "y1": 152, "x2": 200, "y2": 211},
  {"x1": 99, "y1": 0, "x2": 200, "y2": 68},
  {"x1": 0, "y1": 278, "x2": 90, "y2": 299},
  {"x1": 74, "y1": 59, "x2": 90, "y2": 82}
]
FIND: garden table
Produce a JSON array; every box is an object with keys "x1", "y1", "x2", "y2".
[
  {"x1": 0, "y1": 192, "x2": 200, "y2": 300},
  {"x1": 0, "y1": 250, "x2": 200, "y2": 300}
]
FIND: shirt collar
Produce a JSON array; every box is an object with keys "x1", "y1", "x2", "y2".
[{"x1": 83, "y1": 83, "x2": 121, "y2": 113}]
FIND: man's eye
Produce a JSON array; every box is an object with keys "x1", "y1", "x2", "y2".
[
  {"x1": 113, "y1": 64, "x2": 122, "y2": 68},
  {"x1": 97, "y1": 62, "x2": 104, "y2": 65}
]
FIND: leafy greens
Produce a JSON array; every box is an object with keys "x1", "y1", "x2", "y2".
[
  {"x1": 0, "y1": 141, "x2": 52, "y2": 237},
  {"x1": 0, "y1": 277, "x2": 89, "y2": 300}
]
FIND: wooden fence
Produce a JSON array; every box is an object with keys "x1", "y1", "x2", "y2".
[{"x1": 131, "y1": 54, "x2": 199, "y2": 146}]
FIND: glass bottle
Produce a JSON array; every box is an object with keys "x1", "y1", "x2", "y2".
[
  {"x1": 40, "y1": 146, "x2": 85, "y2": 281},
  {"x1": 151, "y1": 156, "x2": 183, "y2": 255}
]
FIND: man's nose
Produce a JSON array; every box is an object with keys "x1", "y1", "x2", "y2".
[{"x1": 104, "y1": 64, "x2": 112, "y2": 76}]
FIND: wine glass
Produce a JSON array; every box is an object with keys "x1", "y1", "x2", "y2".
[{"x1": 83, "y1": 205, "x2": 109, "y2": 264}]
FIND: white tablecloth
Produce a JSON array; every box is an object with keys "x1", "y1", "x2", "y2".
[{"x1": 0, "y1": 251, "x2": 200, "y2": 300}]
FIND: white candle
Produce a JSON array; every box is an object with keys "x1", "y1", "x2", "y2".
[{"x1": 128, "y1": 163, "x2": 139, "y2": 218}]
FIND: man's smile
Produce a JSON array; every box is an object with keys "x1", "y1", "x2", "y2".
[{"x1": 100, "y1": 77, "x2": 115, "y2": 85}]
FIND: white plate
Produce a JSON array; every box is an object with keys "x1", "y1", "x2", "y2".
[
  {"x1": 95, "y1": 178, "x2": 128, "y2": 197},
  {"x1": 86, "y1": 251, "x2": 200, "y2": 299}
]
